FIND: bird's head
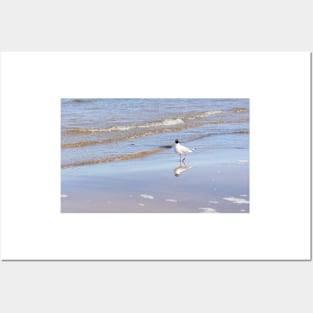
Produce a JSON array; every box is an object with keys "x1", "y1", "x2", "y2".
[{"x1": 175, "y1": 139, "x2": 179, "y2": 144}]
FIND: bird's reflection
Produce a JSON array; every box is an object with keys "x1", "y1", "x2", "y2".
[{"x1": 174, "y1": 163, "x2": 192, "y2": 177}]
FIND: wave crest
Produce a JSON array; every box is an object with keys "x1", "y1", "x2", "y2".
[{"x1": 66, "y1": 111, "x2": 222, "y2": 135}]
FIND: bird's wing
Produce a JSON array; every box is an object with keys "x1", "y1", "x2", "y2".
[{"x1": 180, "y1": 145, "x2": 193, "y2": 153}]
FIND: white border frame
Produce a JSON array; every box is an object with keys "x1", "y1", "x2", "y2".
[{"x1": 0, "y1": 52, "x2": 311, "y2": 260}]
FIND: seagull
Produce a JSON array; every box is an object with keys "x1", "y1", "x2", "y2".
[{"x1": 174, "y1": 139, "x2": 193, "y2": 163}]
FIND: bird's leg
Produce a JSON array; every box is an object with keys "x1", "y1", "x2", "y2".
[{"x1": 182, "y1": 155, "x2": 186, "y2": 165}]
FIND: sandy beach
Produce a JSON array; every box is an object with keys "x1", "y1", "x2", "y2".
[{"x1": 61, "y1": 144, "x2": 249, "y2": 213}]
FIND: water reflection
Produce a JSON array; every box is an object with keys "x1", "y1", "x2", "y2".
[{"x1": 174, "y1": 164, "x2": 192, "y2": 177}]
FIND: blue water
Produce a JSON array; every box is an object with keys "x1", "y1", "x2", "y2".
[{"x1": 61, "y1": 98, "x2": 249, "y2": 168}]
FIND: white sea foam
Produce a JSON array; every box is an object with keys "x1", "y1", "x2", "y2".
[
  {"x1": 138, "y1": 203, "x2": 145, "y2": 207},
  {"x1": 186, "y1": 110, "x2": 222, "y2": 120},
  {"x1": 69, "y1": 116, "x2": 190, "y2": 135},
  {"x1": 203, "y1": 110, "x2": 222, "y2": 116},
  {"x1": 165, "y1": 199, "x2": 177, "y2": 203},
  {"x1": 240, "y1": 194, "x2": 248, "y2": 197},
  {"x1": 79, "y1": 125, "x2": 136, "y2": 132},
  {"x1": 112, "y1": 125, "x2": 135, "y2": 131},
  {"x1": 209, "y1": 200, "x2": 219, "y2": 204},
  {"x1": 224, "y1": 197, "x2": 249, "y2": 204},
  {"x1": 162, "y1": 118, "x2": 184, "y2": 126},
  {"x1": 61, "y1": 194, "x2": 68, "y2": 198},
  {"x1": 101, "y1": 118, "x2": 185, "y2": 132},
  {"x1": 140, "y1": 194, "x2": 154, "y2": 200},
  {"x1": 139, "y1": 118, "x2": 184, "y2": 128},
  {"x1": 198, "y1": 207, "x2": 217, "y2": 213},
  {"x1": 237, "y1": 160, "x2": 249, "y2": 163}
]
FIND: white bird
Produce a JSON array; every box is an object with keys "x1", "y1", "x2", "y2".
[{"x1": 174, "y1": 139, "x2": 193, "y2": 163}]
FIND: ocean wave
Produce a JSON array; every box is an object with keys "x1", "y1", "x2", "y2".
[
  {"x1": 67, "y1": 126, "x2": 133, "y2": 133},
  {"x1": 65, "y1": 111, "x2": 222, "y2": 135},
  {"x1": 62, "y1": 121, "x2": 209, "y2": 148},
  {"x1": 62, "y1": 126, "x2": 249, "y2": 149},
  {"x1": 185, "y1": 110, "x2": 222, "y2": 120},
  {"x1": 146, "y1": 118, "x2": 184, "y2": 127},
  {"x1": 67, "y1": 118, "x2": 185, "y2": 134},
  {"x1": 62, "y1": 147, "x2": 166, "y2": 169},
  {"x1": 61, "y1": 129, "x2": 249, "y2": 168},
  {"x1": 231, "y1": 107, "x2": 248, "y2": 113}
]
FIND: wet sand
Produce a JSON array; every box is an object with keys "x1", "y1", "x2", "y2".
[{"x1": 61, "y1": 148, "x2": 249, "y2": 213}]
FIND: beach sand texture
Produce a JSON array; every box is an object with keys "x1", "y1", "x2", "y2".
[{"x1": 61, "y1": 98, "x2": 249, "y2": 213}]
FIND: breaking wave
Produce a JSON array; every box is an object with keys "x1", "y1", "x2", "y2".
[
  {"x1": 65, "y1": 110, "x2": 223, "y2": 135},
  {"x1": 61, "y1": 147, "x2": 166, "y2": 169},
  {"x1": 62, "y1": 121, "x2": 209, "y2": 148},
  {"x1": 67, "y1": 118, "x2": 185, "y2": 134}
]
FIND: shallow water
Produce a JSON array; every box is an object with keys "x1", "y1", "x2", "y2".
[
  {"x1": 61, "y1": 98, "x2": 249, "y2": 168},
  {"x1": 61, "y1": 148, "x2": 249, "y2": 213}
]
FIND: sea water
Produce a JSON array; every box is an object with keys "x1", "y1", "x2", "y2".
[{"x1": 61, "y1": 98, "x2": 249, "y2": 168}]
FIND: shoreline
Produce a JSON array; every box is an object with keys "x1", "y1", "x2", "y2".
[{"x1": 61, "y1": 148, "x2": 249, "y2": 213}]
